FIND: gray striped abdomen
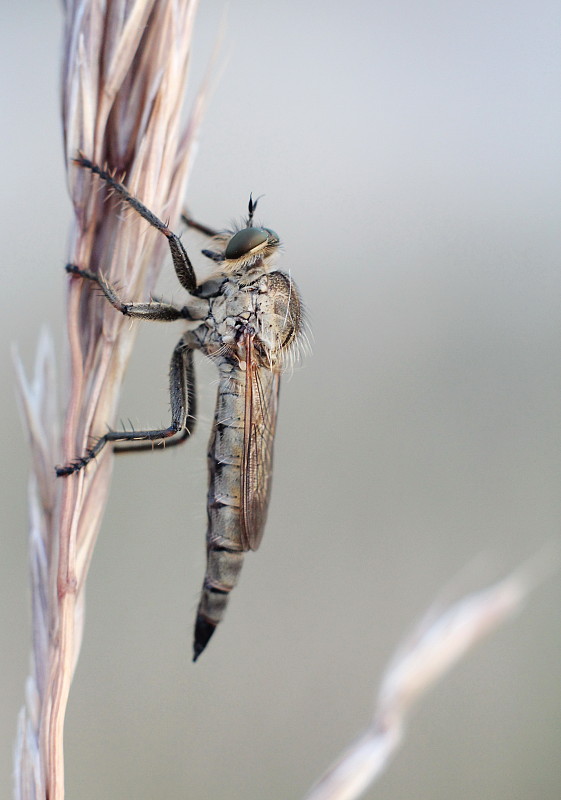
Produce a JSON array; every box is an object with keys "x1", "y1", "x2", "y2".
[{"x1": 193, "y1": 362, "x2": 247, "y2": 661}]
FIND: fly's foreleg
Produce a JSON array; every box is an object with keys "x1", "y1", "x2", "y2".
[
  {"x1": 181, "y1": 211, "x2": 218, "y2": 238},
  {"x1": 55, "y1": 339, "x2": 196, "y2": 476},
  {"x1": 74, "y1": 156, "x2": 198, "y2": 293},
  {"x1": 180, "y1": 212, "x2": 226, "y2": 265}
]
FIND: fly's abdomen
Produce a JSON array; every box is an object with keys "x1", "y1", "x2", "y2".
[
  {"x1": 194, "y1": 545, "x2": 244, "y2": 661},
  {"x1": 193, "y1": 364, "x2": 247, "y2": 661}
]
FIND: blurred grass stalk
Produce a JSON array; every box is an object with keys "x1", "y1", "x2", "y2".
[
  {"x1": 13, "y1": 1, "x2": 201, "y2": 797},
  {"x1": 304, "y1": 549, "x2": 554, "y2": 800}
]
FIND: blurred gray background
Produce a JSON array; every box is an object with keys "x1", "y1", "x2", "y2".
[{"x1": 1, "y1": 1, "x2": 560, "y2": 798}]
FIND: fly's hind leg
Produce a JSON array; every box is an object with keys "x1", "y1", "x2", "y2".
[
  {"x1": 114, "y1": 340, "x2": 197, "y2": 454},
  {"x1": 56, "y1": 339, "x2": 196, "y2": 476}
]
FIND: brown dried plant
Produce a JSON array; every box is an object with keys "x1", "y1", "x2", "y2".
[{"x1": 14, "y1": 2, "x2": 202, "y2": 798}]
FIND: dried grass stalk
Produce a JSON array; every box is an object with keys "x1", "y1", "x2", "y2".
[
  {"x1": 14, "y1": 2, "x2": 202, "y2": 798},
  {"x1": 303, "y1": 548, "x2": 556, "y2": 800}
]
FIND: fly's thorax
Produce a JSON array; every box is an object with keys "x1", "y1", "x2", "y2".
[
  {"x1": 252, "y1": 270, "x2": 302, "y2": 364},
  {"x1": 202, "y1": 269, "x2": 302, "y2": 369}
]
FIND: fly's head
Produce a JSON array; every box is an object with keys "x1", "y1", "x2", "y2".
[
  {"x1": 222, "y1": 226, "x2": 280, "y2": 274},
  {"x1": 202, "y1": 195, "x2": 280, "y2": 276}
]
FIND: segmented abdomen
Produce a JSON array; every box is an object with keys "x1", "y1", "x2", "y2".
[{"x1": 193, "y1": 360, "x2": 247, "y2": 661}]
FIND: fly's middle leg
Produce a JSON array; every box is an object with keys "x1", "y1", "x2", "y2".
[
  {"x1": 56, "y1": 338, "x2": 196, "y2": 476},
  {"x1": 65, "y1": 264, "x2": 190, "y2": 321}
]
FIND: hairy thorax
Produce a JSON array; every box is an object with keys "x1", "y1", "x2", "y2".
[{"x1": 196, "y1": 266, "x2": 301, "y2": 371}]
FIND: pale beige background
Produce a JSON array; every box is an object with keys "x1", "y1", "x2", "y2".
[{"x1": 1, "y1": 1, "x2": 560, "y2": 798}]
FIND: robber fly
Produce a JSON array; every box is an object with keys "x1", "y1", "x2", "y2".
[{"x1": 57, "y1": 157, "x2": 304, "y2": 661}]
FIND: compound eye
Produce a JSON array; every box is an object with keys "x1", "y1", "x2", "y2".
[
  {"x1": 225, "y1": 227, "x2": 269, "y2": 260},
  {"x1": 264, "y1": 228, "x2": 279, "y2": 246}
]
